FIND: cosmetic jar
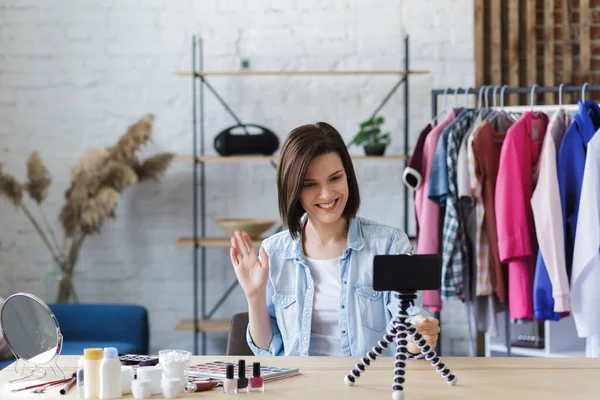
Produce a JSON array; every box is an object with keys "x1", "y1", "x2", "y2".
[
  {"x1": 136, "y1": 366, "x2": 162, "y2": 395},
  {"x1": 120, "y1": 366, "x2": 133, "y2": 395},
  {"x1": 131, "y1": 379, "x2": 152, "y2": 399},
  {"x1": 161, "y1": 378, "x2": 182, "y2": 398}
]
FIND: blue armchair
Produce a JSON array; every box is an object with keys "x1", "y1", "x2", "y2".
[{"x1": 0, "y1": 303, "x2": 149, "y2": 371}]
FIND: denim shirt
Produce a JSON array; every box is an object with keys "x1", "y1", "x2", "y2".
[{"x1": 246, "y1": 216, "x2": 430, "y2": 357}]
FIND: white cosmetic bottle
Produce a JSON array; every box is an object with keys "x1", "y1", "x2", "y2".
[
  {"x1": 99, "y1": 347, "x2": 122, "y2": 399},
  {"x1": 84, "y1": 348, "x2": 103, "y2": 399}
]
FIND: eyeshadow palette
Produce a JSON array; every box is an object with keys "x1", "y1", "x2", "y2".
[
  {"x1": 186, "y1": 361, "x2": 300, "y2": 382},
  {"x1": 118, "y1": 354, "x2": 159, "y2": 366}
]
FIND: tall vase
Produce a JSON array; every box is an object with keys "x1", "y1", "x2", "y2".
[{"x1": 45, "y1": 260, "x2": 80, "y2": 304}]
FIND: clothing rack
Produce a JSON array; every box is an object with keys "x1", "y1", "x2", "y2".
[
  {"x1": 428, "y1": 83, "x2": 600, "y2": 358},
  {"x1": 432, "y1": 84, "x2": 600, "y2": 118}
]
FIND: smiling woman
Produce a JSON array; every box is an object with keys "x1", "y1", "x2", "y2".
[{"x1": 229, "y1": 122, "x2": 441, "y2": 357}]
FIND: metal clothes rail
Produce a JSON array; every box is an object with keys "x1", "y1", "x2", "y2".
[{"x1": 429, "y1": 83, "x2": 600, "y2": 358}]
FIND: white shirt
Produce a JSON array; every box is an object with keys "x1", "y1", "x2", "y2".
[
  {"x1": 305, "y1": 256, "x2": 342, "y2": 356},
  {"x1": 531, "y1": 109, "x2": 571, "y2": 312},
  {"x1": 571, "y1": 129, "x2": 600, "y2": 357}
]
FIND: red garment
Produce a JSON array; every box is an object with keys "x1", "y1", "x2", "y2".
[{"x1": 495, "y1": 112, "x2": 549, "y2": 320}]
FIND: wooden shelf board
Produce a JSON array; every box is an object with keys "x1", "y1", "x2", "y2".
[
  {"x1": 174, "y1": 155, "x2": 407, "y2": 163},
  {"x1": 176, "y1": 318, "x2": 230, "y2": 332},
  {"x1": 175, "y1": 237, "x2": 262, "y2": 247},
  {"x1": 173, "y1": 70, "x2": 430, "y2": 77}
]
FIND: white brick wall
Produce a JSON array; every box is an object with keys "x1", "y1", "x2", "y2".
[{"x1": 0, "y1": 0, "x2": 475, "y2": 355}]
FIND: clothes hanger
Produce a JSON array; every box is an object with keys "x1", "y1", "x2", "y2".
[
  {"x1": 530, "y1": 83, "x2": 540, "y2": 116},
  {"x1": 477, "y1": 85, "x2": 488, "y2": 109},
  {"x1": 558, "y1": 83, "x2": 564, "y2": 107},
  {"x1": 484, "y1": 85, "x2": 502, "y2": 121},
  {"x1": 499, "y1": 84, "x2": 521, "y2": 122},
  {"x1": 580, "y1": 82, "x2": 600, "y2": 129},
  {"x1": 431, "y1": 87, "x2": 451, "y2": 126},
  {"x1": 464, "y1": 87, "x2": 474, "y2": 109},
  {"x1": 454, "y1": 87, "x2": 463, "y2": 108}
]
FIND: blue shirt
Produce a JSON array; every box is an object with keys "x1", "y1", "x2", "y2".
[
  {"x1": 428, "y1": 109, "x2": 468, "y2": 204},
  {"x1": 246, "y1": 216, "x2": 429, "y2": 357},
  {"x1": 557, "y1": 100, "x2": 600, "y2": 279}
]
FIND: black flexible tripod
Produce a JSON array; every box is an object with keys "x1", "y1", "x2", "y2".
[{"x1": 344, "y1": 291, "x2": 457, "y2": 400}]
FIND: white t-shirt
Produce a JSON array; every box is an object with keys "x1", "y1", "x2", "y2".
[{"x1": 305, "y1": 256, "x2": 343, "y2": 356}]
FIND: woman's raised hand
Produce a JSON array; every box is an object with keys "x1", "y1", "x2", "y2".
[{"x1": 230, "y1": 231, "x2": 269, "y2": 300}]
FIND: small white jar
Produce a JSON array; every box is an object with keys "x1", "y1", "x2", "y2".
[
  {"x1": 131, "y1": 379, "x2": 152, "y2": 399},
  {"x1": 161, "y1": 378, "x2": 181, "y2": 399},
  {"x1": 136, "y1": 366, "x2": 162, "y2": 395},
  {"x1": 121, "y1": 366, "x2": 134, "y2": 395}
]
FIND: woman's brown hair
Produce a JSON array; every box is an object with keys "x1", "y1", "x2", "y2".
[{"x1": 276, "y1": 122, "x2": 360, "y2": 239}]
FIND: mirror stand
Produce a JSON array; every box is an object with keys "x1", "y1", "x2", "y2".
[
  {"x1": 8, "y1": 349, "x2": 66, "y2": 383},
  {"x1": 0, "y1": 292, "x2": 66, "y2": 385}
]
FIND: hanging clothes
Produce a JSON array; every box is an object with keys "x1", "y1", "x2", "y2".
[
  {"x1": 429, "y1": 109, "x2": 468, "y2": 205},
  {"x1": 473, "y1": 114, "x2": 514, "y2": 304},
  {"x1": 571, "y1": 128, "x2": 600, "y2": 358},
  {"x1": 530, "y1": 109, "x2": 572, "y2": 321},
  {"x1": 466, "y1": 116, "x2": 504, "y2": 336},
  {"x1": 403, "y1": 123, "x2": 433, "y2": 239},
  {"x1": 408, "y1": 109, "x2": 461, "y2": 312},
  {"x1": 466, "y1": 120, "x2": 492, "y2": 297},
  {"x1": 456, "y1": 111, "x2": 483, "y2": 355},
  {"x1": 456, "y1": 113, "x2": 481, "y2": 295},
  {"x1": 495, "y1": 111, "x2": 549, "y2": 320},
  {"x1": 441, "y1": 109, "x2": 478, "y2": 300},
  {"x1": 557, "y1": 100, "x2": 600, "y2": 280}
]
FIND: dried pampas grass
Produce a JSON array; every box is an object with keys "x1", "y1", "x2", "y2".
[
  {"x1": 135, "y1": 153, "x2": 175, "y2": 181},
  {"x1": 99, "y1": 161, "x2": 138, "y2": 191},
  {"x1": 0, "y1": 166, "x2": 23, "y2": 207},
  {"x1": 71, "y1": 148, "x2": 110, "y2": 178},
  {"x1": 80, "y1": 188, "x2": 119, "y2": 234},
  {"x1": 24, "y1": 151, "x2": 52, "y2": 204},
  {"x1": 108, "y1": 113, "x2": 155, "y2": 165},
  {"x1": 0, "y1": 113, "x2": 174, "y2": 303}
]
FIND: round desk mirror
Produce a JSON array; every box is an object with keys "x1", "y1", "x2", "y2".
[{"x1": 0, "y1": 292, "x2": 64, "y2": 382}]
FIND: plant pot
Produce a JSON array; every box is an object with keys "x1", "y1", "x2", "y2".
[{"x1": 363, "y1": 144, "x2": 387, "y2": 156}]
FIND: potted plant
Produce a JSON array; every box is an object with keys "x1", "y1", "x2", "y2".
[
  {"x1": 350, "y1": 115, "x2": 391, "y2": 156},
  {"x1": 0, "y1": 113, "x2": 174, "y2": 303}
]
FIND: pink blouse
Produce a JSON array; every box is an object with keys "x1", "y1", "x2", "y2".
[{"x1": 495, "y1": 112, "x2": 549, "y2": 320}]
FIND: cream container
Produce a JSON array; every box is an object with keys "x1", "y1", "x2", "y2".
[
  {"x1": 131, "y1": 379, "x2": 151, "y2": 399},
  {"x1": 161, "y1": 378, "x2": 181, "y2": 399}
]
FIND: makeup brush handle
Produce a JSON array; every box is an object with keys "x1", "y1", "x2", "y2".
[{"x1": 60, "y1": 377, "x2": 77, "y2": 395}]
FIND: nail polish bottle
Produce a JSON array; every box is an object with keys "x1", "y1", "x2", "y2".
[
  {"x1": 237, "y1": 359, "x2": 249, "y2": 393},
  {"x1": 250, "y1": 362, "x2": 264, "y2": 392},
  {"x1": 223, "y1": 364, "x2": 237, "y2": 394}
]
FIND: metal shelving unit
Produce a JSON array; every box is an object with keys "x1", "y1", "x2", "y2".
[{"x1": 174, "y1": 35, "x2": 429, "y2": 355}]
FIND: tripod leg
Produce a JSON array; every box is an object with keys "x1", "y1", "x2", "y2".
[
  {"x1": 391, "y1": 295, "x2": 412, "y2": 400},
  {"x1": 406, "y1": 324, "x2": 457, "y2": 386},
  {"x1": 344, "y1": 328, "x2": 397, "y2": 386}
]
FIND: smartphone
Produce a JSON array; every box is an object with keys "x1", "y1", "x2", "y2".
[{"x1": 372, "y1": 254, "x2": 442, "y2": 292}]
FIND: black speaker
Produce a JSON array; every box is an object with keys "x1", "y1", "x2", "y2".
[{"x1": 213, "y1": 124, "x2": 280, "y2": 156}]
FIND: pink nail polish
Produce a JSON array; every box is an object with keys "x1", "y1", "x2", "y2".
[
  {"x1": 223, "y1": 364, "x2": 237, "y2": 394},
  {"x1": 250, "y1": 362, "x2": 264, "y2": 392}
]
